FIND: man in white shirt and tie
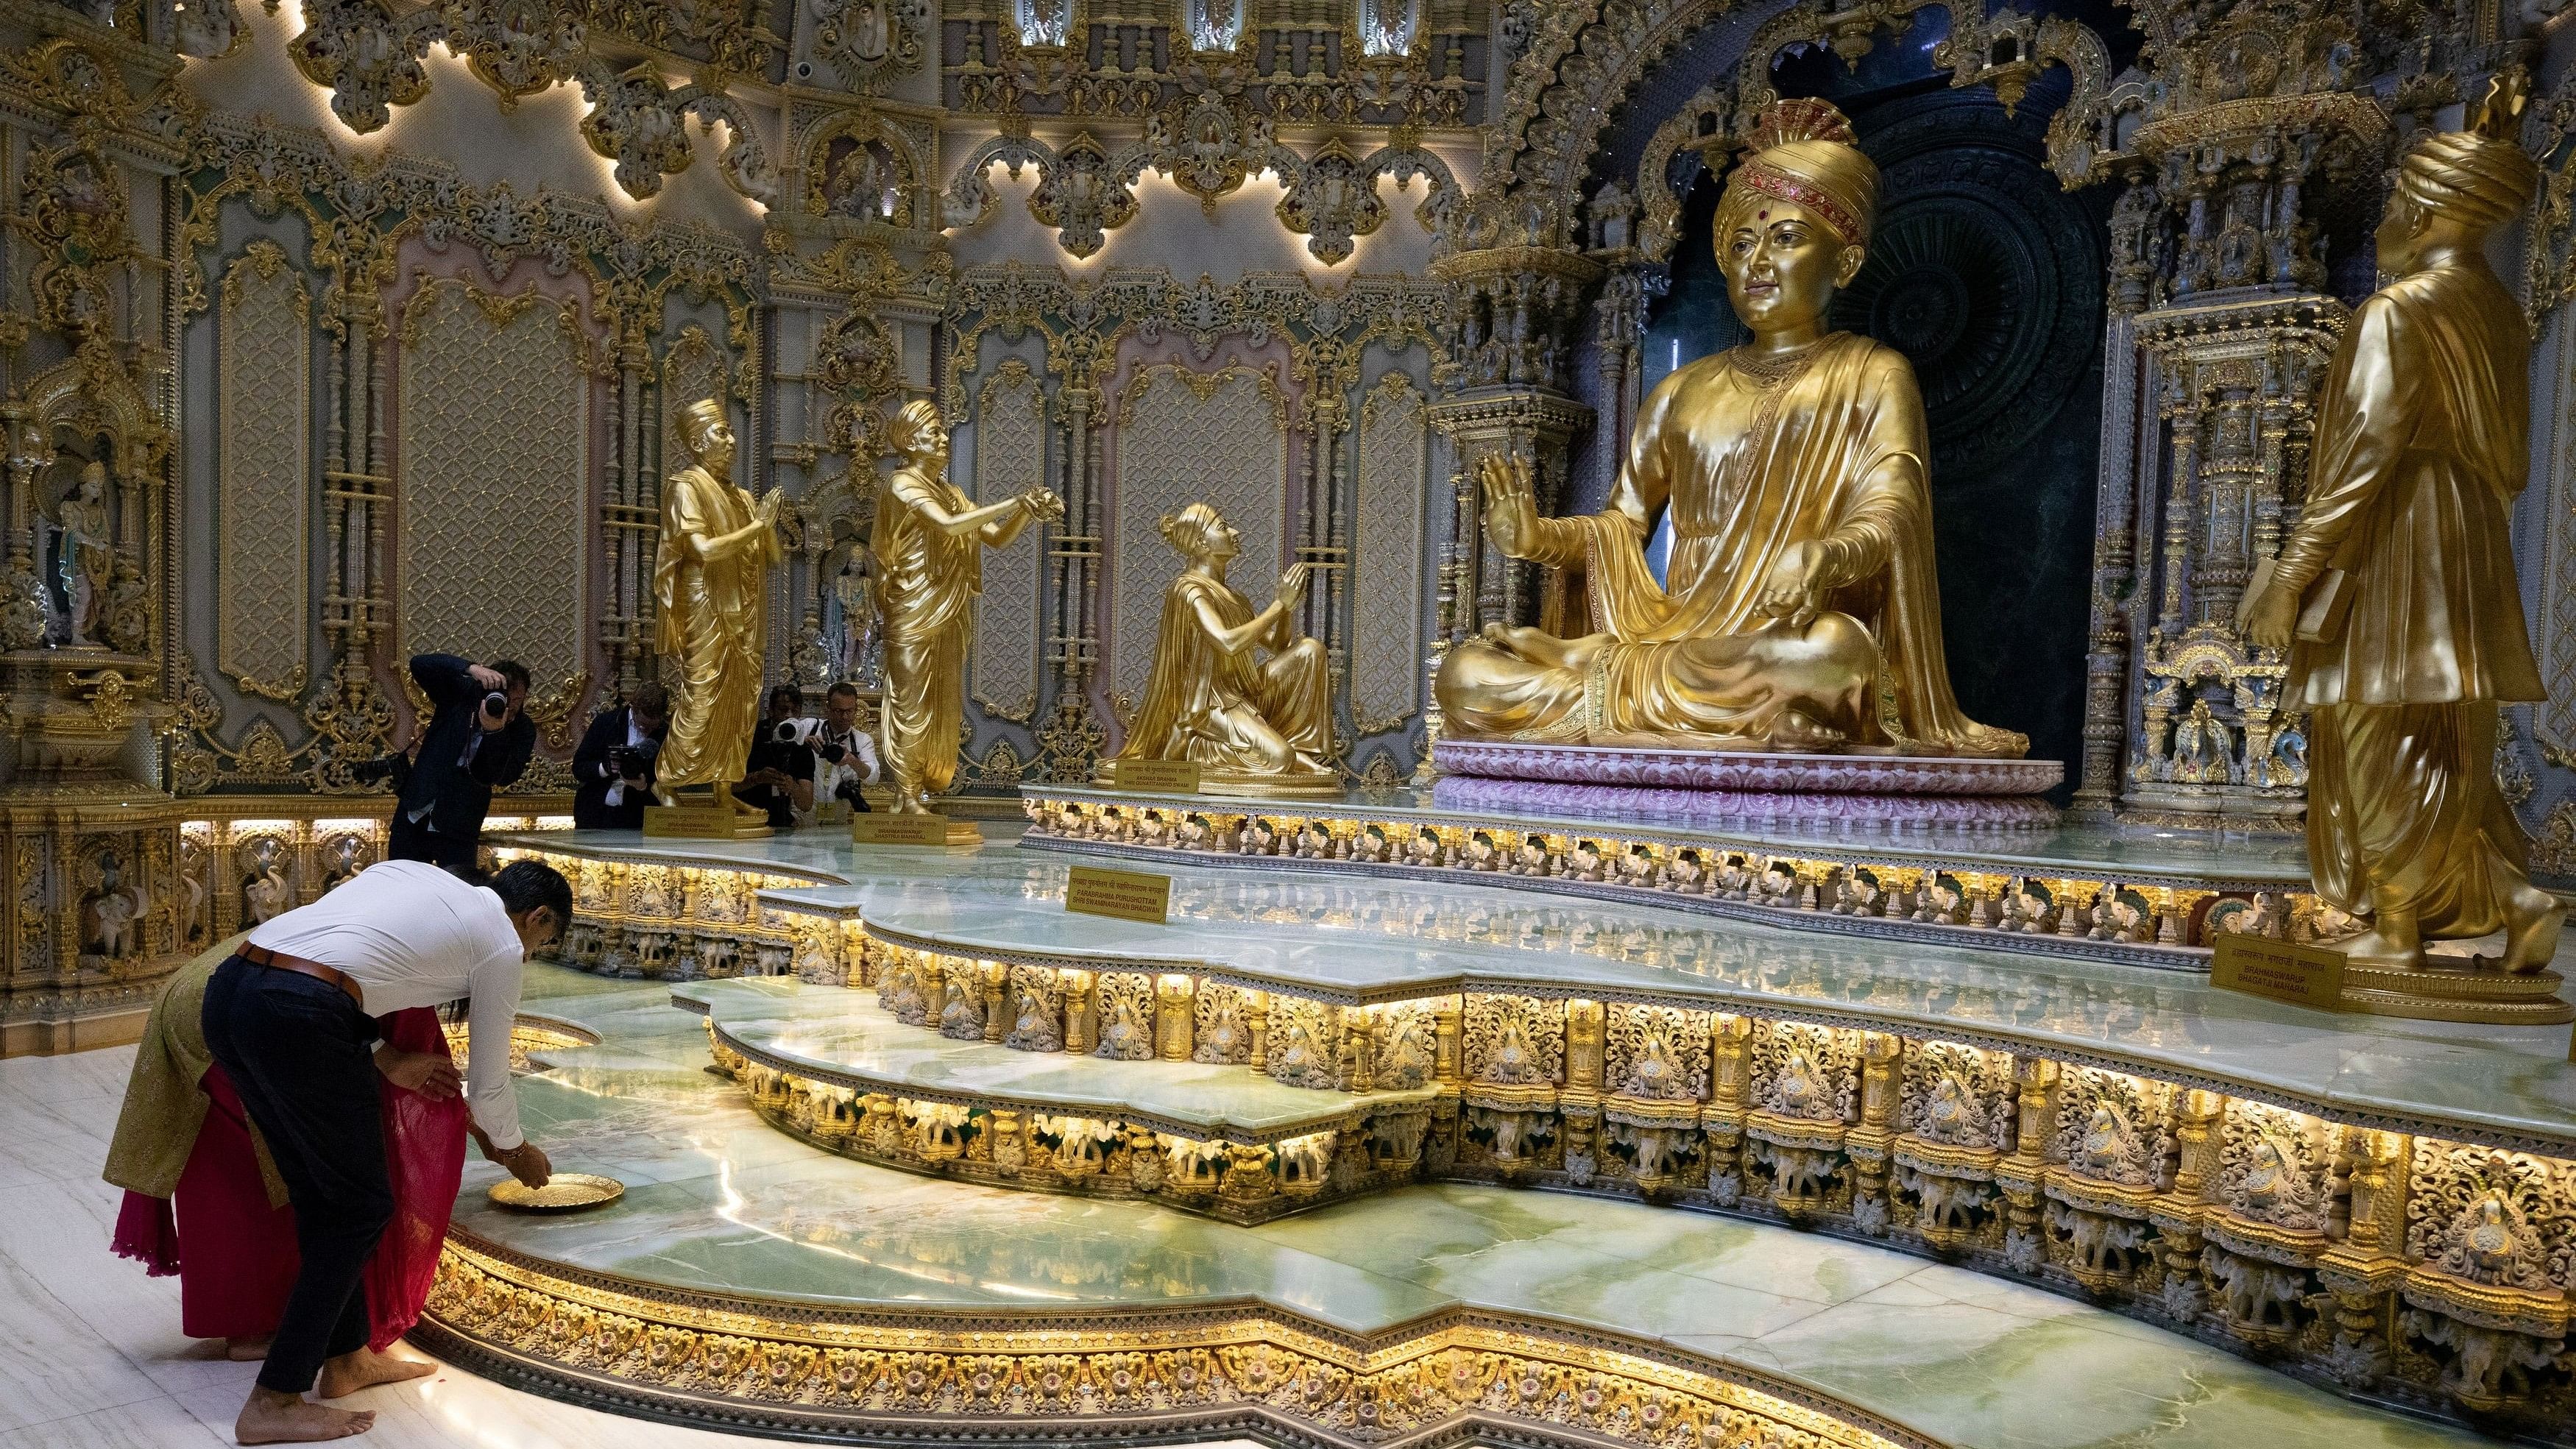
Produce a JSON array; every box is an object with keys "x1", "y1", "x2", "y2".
[
  {"x1": 201, "y1": 857, "x2": 569, "y2": 1444},
  {"x1": 808, "y1": 681, "x2": 882, "y2": 813}
]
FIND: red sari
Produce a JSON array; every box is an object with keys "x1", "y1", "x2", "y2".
[{"x1": 111, "y1": 1007, "x2": 470, "y2": 1350}]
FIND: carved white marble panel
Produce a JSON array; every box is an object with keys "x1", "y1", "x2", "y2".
[
  {"x1": 972, "y1": 359, "x2": 1045, "y2": 723},
  {"x1": 1108, "y1": 364, "x2": 1287, "y2": 714},
  {"x1": 1353, "y1": 371, "x2": 1426, "y2": 734},
  {"x1": 395, "y1": 278, "x2": 590, "y2": 692},
  {"x1": 216, "y1": 241, "x2": 311, "y2": 697}
]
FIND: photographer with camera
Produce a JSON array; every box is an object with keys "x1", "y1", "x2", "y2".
[
  {"x1": 389, "y1": 655, "x2": 535, "y2": 868},
  {"x1": 571, "y1": 682, "x2": 669, "y2": 830},
  {"x1": 810, "y1": 682, "x2": 880, "y2": 815},
  {"x1": 735, "y1": 684, "x2": 815, "y2": 829}
]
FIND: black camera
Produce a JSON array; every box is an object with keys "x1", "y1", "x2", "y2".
[
  {"x1": 815, "y1": 741, "x2": 848, "y2": 765},
  {"x1": 348, "y1": 751, "x2": 411, "y2": 789},
  {"x1": 833, "y1": 777, "x2": 871, "y2": 812},
  {"x1": 609, "y1": 736, "x2": 660, "y2": 782},
  {"x1": 773, "y1": 719, "x2": 803, "y2": 744},
  {"x1": 481, "y1": 690, "x2": 511, "y2": 720}
]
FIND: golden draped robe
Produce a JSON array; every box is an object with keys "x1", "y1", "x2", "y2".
[
  {"x1": 654, "y1": 463, "x2": 779, "y2": 791},
  {"x1": 872, "y1": 462, "x2": 980, "y2": 799},
  {"x1": 1437, "y1": 333, "x2": 2022, "y2": 757},
  {"x1": 1119, "y1": 572, "x2": 1331, "y2": 774},
  {"x1": 2272, "y1": 263, "x2": 2545, "y2": 933}
]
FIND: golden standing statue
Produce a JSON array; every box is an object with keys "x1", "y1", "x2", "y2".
[
  {"x1": 2243, "y1": 74, "x2": 2563, "y2": 979},
  {"x1": 651, "y1": 398, "x2": 782, "y2": 826},
  {"x1": 873, "y1": 400, "x2": 1062, "y2": 815},
  {"x1": 1434, "y1": 99, "x2": 2020, "y2": 759},
  {"x1": 1117, "y1": 502, "x2": 1338, "y2": 796}
]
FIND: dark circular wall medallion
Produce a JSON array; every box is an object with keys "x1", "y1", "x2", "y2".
[{"x1": 1827, "y1": 107, "x2": 2102, "y2": 476}]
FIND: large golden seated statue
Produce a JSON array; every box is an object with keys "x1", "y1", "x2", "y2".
[{"x1": 1435, "y1": 99, "x2": 2025, "y2": 764}]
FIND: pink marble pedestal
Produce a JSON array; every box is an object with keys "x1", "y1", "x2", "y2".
[{"x1": 1430, "y1": 740, "x2": 2063, "y2": 834}]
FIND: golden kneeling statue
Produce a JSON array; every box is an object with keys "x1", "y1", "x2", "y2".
[
  {"x1": 874, "y1": 399, "x2": 1062, "y2": 815},
  {"x1": 1434, "y1": 99, "x2": 2021, "y2": 759},
  {"x1": 1117, "y1": 502, "x2": 1337, "y2": 796},
  {"x1": 651, "y1": 398, "x2": 782, "y2": 829},
  {"x1": 2243, "y1": 74, "x2": 2565, "y2": 979}
]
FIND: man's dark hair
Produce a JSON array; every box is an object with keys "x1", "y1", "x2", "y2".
[
  {"x1": 768, "y1": 683, "x2": 804, "y2": 712},
  {"x1": 489, "y1": 859, "x2": 572, "y2": 929},
  {"x1": 631, "y1": 681, "x2": 670, "y2": 717},
  {"x1": 488, "y1": 659, "x2": 532, "y2": 693},
  {"x1": 827, "y1": 681, "x2": 861, "y2": 704}
]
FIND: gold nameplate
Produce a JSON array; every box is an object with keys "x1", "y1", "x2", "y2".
[
  {"x1": 852, "y1": 813, "x2": 979, "y2": 848},
  {"x1": 643, "y1": 805, "x2": 772, "y2": 840},
  {"x1": 1065, "y1": 865, "x2": 1171, "y2": 924},
  {"x1": 1105, "y1": 758, "x2": 1203, "y2": 793},
  {"x1": 2210, "y1": 931, "x2": 2347, "y2": 1011}
]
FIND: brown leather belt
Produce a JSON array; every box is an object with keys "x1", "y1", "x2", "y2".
[{"x1": 240, "y1": 942, "x2": 365, "y2": 1007}]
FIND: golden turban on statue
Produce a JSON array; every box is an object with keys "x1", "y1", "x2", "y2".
[
  {"x1": 1716, "y1": 98, "x2": 1880, "y2": 249},
  {"x1": 2396, "y1": 71, "x2": 2538, "y2": 230}
]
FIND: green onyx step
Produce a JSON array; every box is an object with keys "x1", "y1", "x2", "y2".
[{"x1": 676, "y1": 976, "x2": 1444, "y2": 1222}]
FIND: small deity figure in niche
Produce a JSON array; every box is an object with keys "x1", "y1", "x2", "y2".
[
  {"x1": 654, "y1": 398, "x2": 783, "y2": 825},
  {"x1": 873, "y1": 400, "x2": 1061, "y2": 814},
  {"x1": 1237, "y1": 818, "x2": 1277, "y2": 856},
  {"x1": 1434, "y1": 100, "x2": 2023, "y2": 759},
  {"x1": 82, "y1": 850, "x2": 147, "y2": 959},
  {"x1": 50, "y1": 460, "x2": 112, "y2": 648},
  {"x1": 2168, "y1": 698, "x2": 2234, "y2": 783},
  {"x1": 320, "y1": 835, "x2": 364, "y2": 892},
  {"x1": 1660, "y1": 849, "x2": 1707, "y2": 894},
  {"x1": 241, "y1": 841, "x2": 291, "y2": 924},
  {"x1": 1616, "y1": 845, "x2": 1658, "y2": 887},
  {"x1": 825, "y1": 138, "x2": 894, "y2": 221},
  {"x1": 1292, "y1": 821, "x2": 1334, "y2": 859},
  {"x1": 1460, "y1": 832, "x2": 1498, "y2": 871},
  {"x1": 831, "y1": 553, "x2": 879, "y2": 683},
  {"x1": 1405, "y1": 827, "x2": 1443, "y2": 867},
  {"x1": 1565, "y1": 840, "x2": 1606, "y2": 882},
  {"x1": 1512, "y1": 837, "x2": 1551, "y2": 876},
  {"x1": 2241, "y1": 73, "x2": 2566, "y2": 974},
  {"x1": 1115, "y1": 502, "x2": 1336, "y2": 796},
  {"x1": 1348, "y1": 824, "x2": 1390, "y2": 863}
]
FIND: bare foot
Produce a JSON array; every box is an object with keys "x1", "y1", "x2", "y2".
[
  {"x1": 225, "y1": 1335, "x2": 273, "y2": 1362},
  {"x1": 234, "y1": 1386, "x2": 375, "y2": 1444},
  {"x1": 2501, "y1": 886, "x2": 2566, "y2": 973},
  {"x1": 315, "y1": 1347, "x2": 435, "y2": 1399}
]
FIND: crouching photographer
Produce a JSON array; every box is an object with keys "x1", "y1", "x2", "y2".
[
  {"x1": 572, "y1": 682, "x2": 670, "y2": 829},
  {"x1": 808, "y1": 681, "x2": 880, "y2": 815},
  {"x1": 736, "y1": 684, "x2": 815, "y2": 829}
]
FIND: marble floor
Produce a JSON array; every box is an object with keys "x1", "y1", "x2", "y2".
[{"x1": 0, "y1": 1041, "x2": 1280, "y2": 1449}]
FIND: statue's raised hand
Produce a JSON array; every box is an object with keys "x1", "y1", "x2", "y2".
[
  {"x1": 1019, "y1": 487, "x2": 1066, "y2": 524},
  {"x1": 1479, "y1": 454, "x2": 1541, "y2": 559},
  {"x1": 753, "y1": 487, "x2": 785, "y2": 527}
]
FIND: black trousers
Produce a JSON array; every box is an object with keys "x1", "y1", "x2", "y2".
[
  {"x1": 386, "y1": 810, "x2": 478, "y2": 869},
  {"x1": 201, "y1": 955, "x2": 392, "y2": 1395}
]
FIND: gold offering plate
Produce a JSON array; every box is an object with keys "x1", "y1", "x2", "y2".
[{"x1": 488, "y1": 1172, "x2": 625, "y2": 1213}]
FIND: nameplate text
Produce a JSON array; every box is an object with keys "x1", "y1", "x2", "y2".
[
  {"x1": 1106, "y1": 758, "x2": 1203, "y2": 793},
  {"x1": 2209, "y1": 931, "x2": 2347, "y2": 1011},
  {"x1": 1065, "y1": 865, "x2": 1172, "y2": 924}
]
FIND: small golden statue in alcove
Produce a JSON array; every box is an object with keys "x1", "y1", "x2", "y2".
[
  {"x1": 1433, "y1": 99, "x2": 2020, "y2": 759},
  {"x1": 1115, "y1": 502, "x2": 1339, "y2": 796},
  {"x1": 2243, "y1": 73, "x2": 2568, "y2": 1007},
  {"x1": 648, "y1": 397, "x2": 783, "y2": 835}
]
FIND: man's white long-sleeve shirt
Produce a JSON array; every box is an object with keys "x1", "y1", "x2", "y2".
[{"x1": 245, "y1": 860, "x2": 530, "y2": 1149}]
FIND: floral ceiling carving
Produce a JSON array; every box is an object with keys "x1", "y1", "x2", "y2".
[{"x1": 944, "y1": 97, "x2": 1462, "y2": 264}]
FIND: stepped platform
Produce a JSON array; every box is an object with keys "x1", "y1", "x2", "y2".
[
  {"x1": 420, "y1": 965, "x2": 2508, "y2": 1449},
  {"x1": 483, "y1": 827, "x2": 2576, "y2": 1438},
  {"x1": 1016, "y1": 782, "x2": 2313, "y2": 967},
  {"x1": 679, "y1": 977, "x2": 1442, "y2": 1220}
]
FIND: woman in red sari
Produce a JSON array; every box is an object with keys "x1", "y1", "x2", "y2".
[{"x1": 104, "y1": 935, "x2": 474, "y2": 1358}]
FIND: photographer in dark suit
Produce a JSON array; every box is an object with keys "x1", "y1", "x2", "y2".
[
  {"x1": 737, "y1": 684, "x2": 815, "y2": 830},
  {"x1": 571, "y1": 682, "x2": 669, "y2": 830},
  {"x1": 389, "y1": 654, "x2": 536, "y2": 868}
]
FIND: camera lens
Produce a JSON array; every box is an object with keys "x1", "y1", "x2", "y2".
[
  {"x1": 775, "y1": 720, "x2": 800, "y2": 743},
  {"x1": 484, "y1": 691, "x2": 509, "y2": 715}
]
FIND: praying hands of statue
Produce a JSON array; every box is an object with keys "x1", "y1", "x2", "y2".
[
  {"x1": 1275, "y1": 561, "x2": 1312, "y2": 614},
  {"x1": 1757, "y1": 539, "x2": 1826, "y2": 628},
  {"x1": 1478, "y1": 453, "x2": 1541, "y2": 559}
]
